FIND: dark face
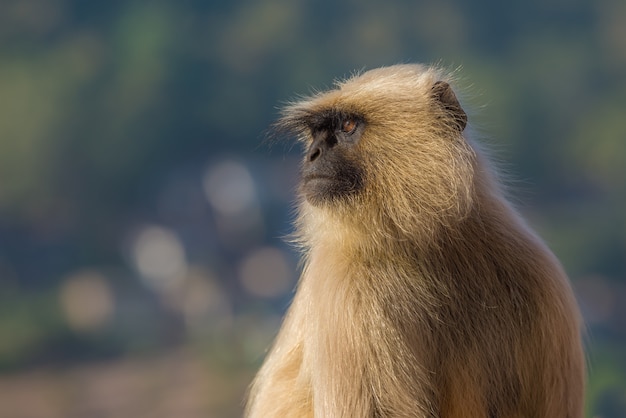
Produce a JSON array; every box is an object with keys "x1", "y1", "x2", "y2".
[{"x1": 300, "y1": 110, "x2": 365, "y2": 206}]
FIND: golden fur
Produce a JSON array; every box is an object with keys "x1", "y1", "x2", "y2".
[{"x1": 246, "y1": 64, "x2": 585, "y2": 417}]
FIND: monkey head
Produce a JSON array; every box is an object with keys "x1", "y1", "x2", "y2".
[{"x1": 279, "y1": 65, "x2": 476, "y2": 239}]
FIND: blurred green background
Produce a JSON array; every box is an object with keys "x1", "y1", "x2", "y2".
[{"x1": 0, "y1": 0, "x2": 625, "y2": 417}]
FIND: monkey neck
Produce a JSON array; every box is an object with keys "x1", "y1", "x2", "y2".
[
  {"x1": 298, "y1": 207, "x2": 455, "y2": 263},
  {"x1": 299, "y1": 190, "x2": 533, "y2": 282}
]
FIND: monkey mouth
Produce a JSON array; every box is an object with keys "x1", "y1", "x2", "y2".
[
  {"x1": 302, "y1": 174, "x2": 334, "y2": 183},
  {"x1": 301, "y1": 174, "x2": 362, "y2": 206},
  {"x1": 302, "y1": 175, "x2": 347, "y2": 191}
]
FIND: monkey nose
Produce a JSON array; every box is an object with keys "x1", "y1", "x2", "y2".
[
  {"x1": 307, "y1": 136, "x2": 336, "y2": 162},
  {"x1": 307, "y1": 146, "x2": 322, "y2": 162},
  {"x1": 307, "y1": 137, "x2": 326, "y2": 162}
]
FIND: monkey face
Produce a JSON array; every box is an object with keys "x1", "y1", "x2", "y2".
[
  {"x1": 278, "y1": 65, "x2": 474, "y2": 228},
  {"x1": 300, "y1": 110, "x2": 365, "y2": 206}
]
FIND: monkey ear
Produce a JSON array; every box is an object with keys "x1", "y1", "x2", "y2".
[{"x1": 431, "y1": 81, "x2": 467, "y2": 132}]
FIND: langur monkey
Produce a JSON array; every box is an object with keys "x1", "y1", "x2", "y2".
[{"x1": 246, "y1": 64, "x2": 585, "y2": 417}]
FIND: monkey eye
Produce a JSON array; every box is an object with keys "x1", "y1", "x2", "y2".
[{"x1": 340, "y1": 117, "x2": 358, "y2": 134}]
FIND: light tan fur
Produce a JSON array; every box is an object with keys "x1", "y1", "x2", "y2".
[{"x1": 246, "y1": 64, "x2": 585, "y2": 417}]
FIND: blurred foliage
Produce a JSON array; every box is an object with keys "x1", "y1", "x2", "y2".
[{"x1": 0, "y1": 0, "x2": 625, "y2": 417}]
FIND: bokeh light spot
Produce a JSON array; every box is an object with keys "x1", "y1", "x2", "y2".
[
  {"x1": 203, "y1": 161, "x2": 256, "y2": 216},
  {"x1": 59, "y1": 270, "x2": 114, "y2": 332},
  {"x1": 239, "y1": 247, "x2": 293, "y2": 298},
  {"x1": 131, "y1": 225, "x2": 187, "y2": 292}
]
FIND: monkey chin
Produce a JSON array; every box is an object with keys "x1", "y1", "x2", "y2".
[{"x1": 301, "y1": 175, "x2": 361, "y2": 207}]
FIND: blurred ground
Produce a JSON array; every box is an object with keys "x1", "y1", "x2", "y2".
[{"x1": 0, "y1": 346, "x2": 254, "y2": 418}]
